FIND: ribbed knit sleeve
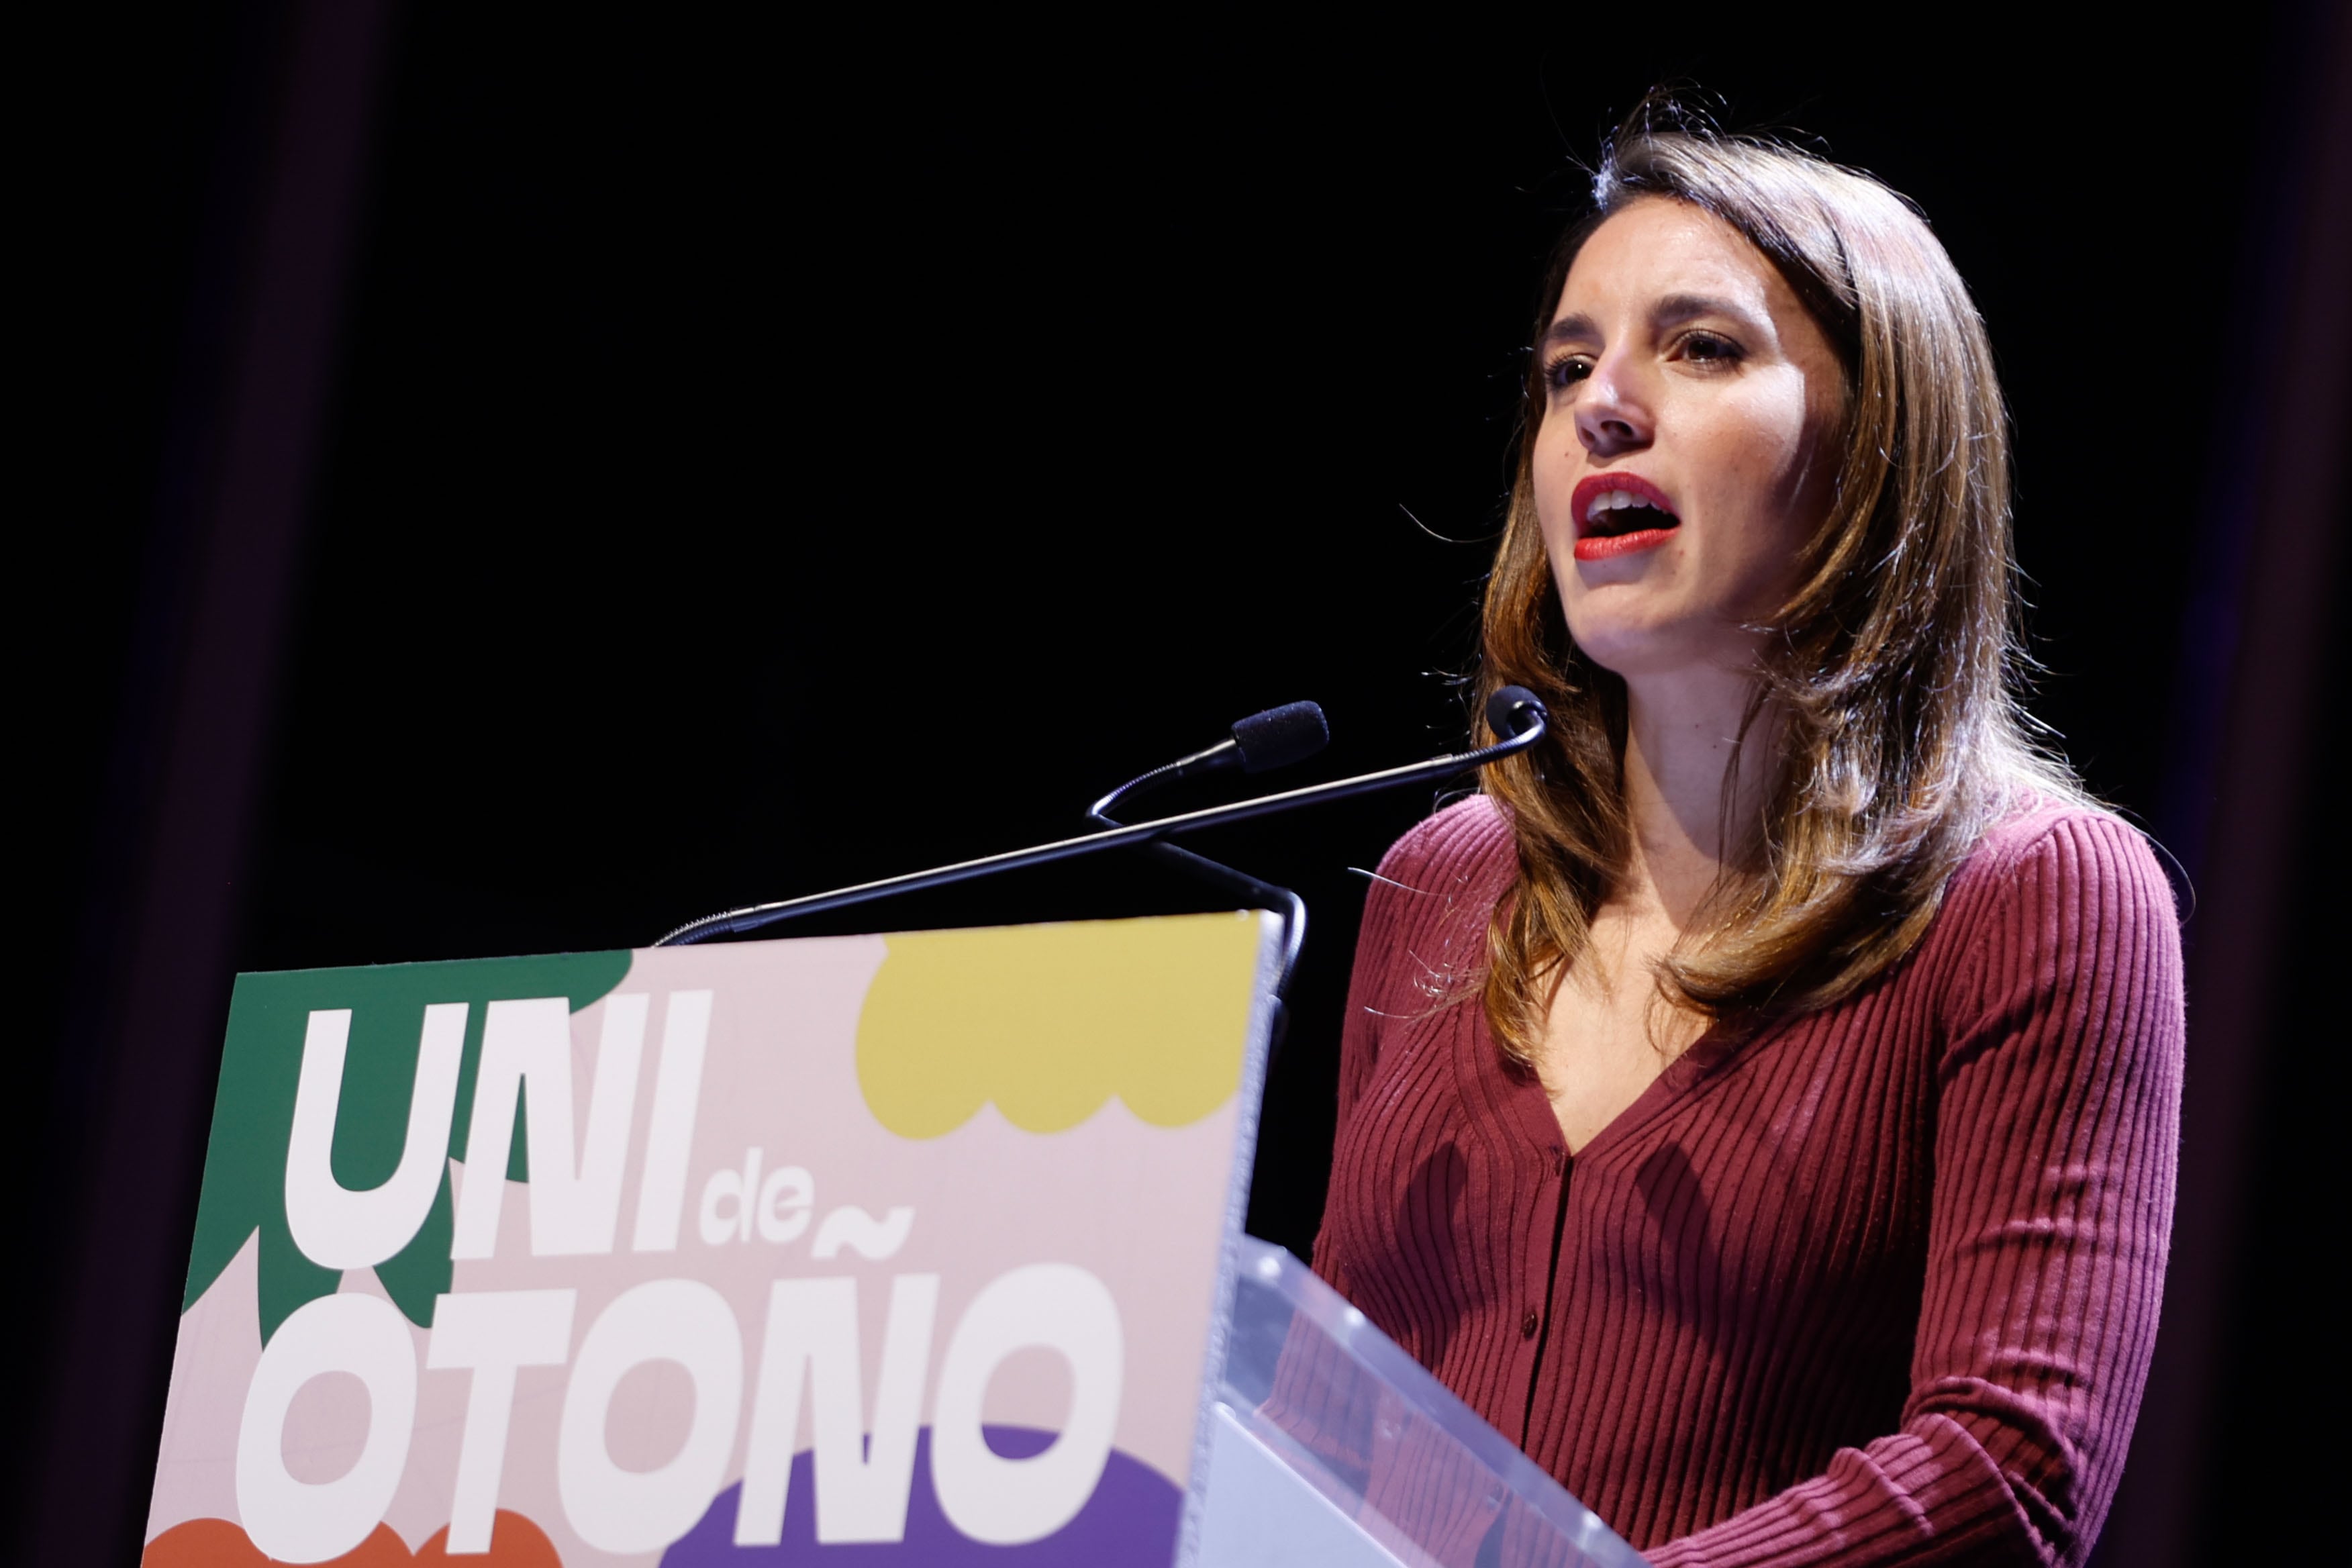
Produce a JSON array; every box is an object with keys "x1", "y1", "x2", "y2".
[
  {"x1": 1318, "y1": 799, "x2": 1514, "y2": 1304},
  {"x1": 1646, "y1": 812, "x2": 2184, "y2": 1567}
]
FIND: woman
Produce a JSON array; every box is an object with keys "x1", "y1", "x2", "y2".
[{"x1": 1309, "y1": 109, "x2": 2183, "y2": 1566}]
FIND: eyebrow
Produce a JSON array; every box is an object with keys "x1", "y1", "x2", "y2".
[
  {"x1": 1541, "y1": 292, "x2": 1766, "y2": 347},
  {"x1": 1541, "y1": 312, "x2": 1599, "y2": 348}
]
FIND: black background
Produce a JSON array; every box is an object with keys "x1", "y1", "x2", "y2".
[
  {"x1": 217, "y1": 10, "x2": 2295, "y2": 1245},
  {"x1": 19, "y1": 5, "x2": 2339, "y2": 1563}
]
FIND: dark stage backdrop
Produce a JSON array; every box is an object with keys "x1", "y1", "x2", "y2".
[{"x1": 19, "y1": 7, "x2": 2343, "y2": 1565}]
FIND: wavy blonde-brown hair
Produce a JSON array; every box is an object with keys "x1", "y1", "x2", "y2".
[{"x1": 1476, "y1": 107, "x2": 2082, "y2": 1065}]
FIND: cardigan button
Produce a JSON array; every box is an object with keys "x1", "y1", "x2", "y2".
[{"x1": 1520, "y1": 1310, "x2": 1540, "y2": 1339}]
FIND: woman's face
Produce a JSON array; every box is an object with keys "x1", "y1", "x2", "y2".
[{"x1": 1532, "y1": 197, "x2": 1846, "y2": 683}]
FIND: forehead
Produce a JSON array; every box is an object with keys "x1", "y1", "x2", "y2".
[{"x1": 1552, "y1": 197, "x2": 1787, "y2": 325}]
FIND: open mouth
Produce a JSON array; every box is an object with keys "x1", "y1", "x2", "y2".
[
  {"x1": 1572, "y1": 474, "x2": 1680, "y2": 560},
  {"x1": 1579, "y1": 495, "x2": 1679, "y2": 538}
]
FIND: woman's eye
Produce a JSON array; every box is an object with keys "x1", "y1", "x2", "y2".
[
  {"x1": 1680, "y1": 331, "x2": 1742, "y2": 364},
  {"x1": 1543, "y1": 355, "x2": 1593, "y2": 390}
]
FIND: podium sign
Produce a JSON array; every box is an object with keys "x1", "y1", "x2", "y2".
[{"x1": 144, "y1": 912, "x2": 1279, "y2": 1565}]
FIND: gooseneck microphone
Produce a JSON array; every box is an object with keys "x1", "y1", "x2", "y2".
[
  {"x1": 1086, "y1": 703, "x2": 1330, "y2": 1001},
  {"x1": 653, "y1": 687, "x2": 1550, "y2": 954},
  {"x1": 1088, "y1": 699, "x2": 1330, "y2": 825}
]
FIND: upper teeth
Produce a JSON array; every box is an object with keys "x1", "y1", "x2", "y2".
[{"x1": 1587, "y1": 489, "x2": 1651, "y2": 520}]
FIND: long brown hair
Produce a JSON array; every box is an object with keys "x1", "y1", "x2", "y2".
[{"x1": 1476, "y1": 105, "x2": 2083, "y2": 1065}]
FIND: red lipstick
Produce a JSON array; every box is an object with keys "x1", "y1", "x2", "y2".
[{"x1": 1571, "y1": 472, "x2": 1680, "y2": 562}]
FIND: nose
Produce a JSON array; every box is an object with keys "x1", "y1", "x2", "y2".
[{"x1": 1572, "y1": 353, "x2": 1652, "y2": 460}]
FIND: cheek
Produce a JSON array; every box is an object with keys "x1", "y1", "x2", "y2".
[
  {"x1": 1528, "y1": 429, "x2": 1575, "y2": 545},
  {"x1": 1705, "y1": 391, "x2": 1821, "y2": 554},
  {"x1": 1533, "y1": 434, "x2": 1571, "y2": 526}
]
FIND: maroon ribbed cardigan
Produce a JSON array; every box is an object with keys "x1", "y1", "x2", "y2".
[{"x1": 1310, "y1": 795, "x2": 2182, "y2": 1565}]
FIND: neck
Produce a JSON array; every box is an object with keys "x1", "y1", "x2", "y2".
[{"x1": 1616, "y1": 663, "x2": 1773, "y2": 928}]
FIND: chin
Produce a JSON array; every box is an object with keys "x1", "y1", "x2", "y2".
[
  {"x1": 1563, "y1": 607, "x2": 1673, "y2": 670},
  {"x1": 1565, "y1": 634, "x2": 1658, "y2": 679},
  {"x1": 1566, "y1": 616, "x2": 1741, "y2": 681}
]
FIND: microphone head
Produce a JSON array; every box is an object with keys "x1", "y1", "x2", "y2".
[
  {"x1": 1484, "y1": 685, "x2": 1550, "y2": 739},
  {"x1": 1232, "y1": 701, "x2": 1330, "y2": 774}
]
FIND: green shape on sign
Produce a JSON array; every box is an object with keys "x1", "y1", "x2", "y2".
[{"x1": 183, "y1": 950, "x2": 633, "y2": 1342}]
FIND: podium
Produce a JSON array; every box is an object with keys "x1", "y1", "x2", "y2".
[
  {"x1": 140, "y1": 912, "x2": 1643, "y2": 1566},
  {"x1": 1193, "y1": 1238, "x2": 1648, "y2": 1568}
]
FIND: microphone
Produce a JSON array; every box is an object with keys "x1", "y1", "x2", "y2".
[
  {"x1": 1482, "y1": 685, "x2": 1546, "y2": 742},
  {"x1": 1090, "y1": 701, "x2": 1329, "y2": 825},
  {"x1": 655, "y1": 687, "x2": 1550, "y2": 948},
  {"x1": 1086, "y1": 703, "x2": 1331, "y2": 1001},
  {"x1": 1230, "y1": 701, "x2": 1332, "y2": 773}
]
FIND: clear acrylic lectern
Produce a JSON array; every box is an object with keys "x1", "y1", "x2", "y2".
[{"x1": 1191, "y1": 1238, "x2": 1651, "y2": 1568}]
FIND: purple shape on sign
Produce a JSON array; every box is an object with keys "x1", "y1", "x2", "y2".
[{"x1": 661, "y1": 1426, "x2": 1183, "y2": 1565}]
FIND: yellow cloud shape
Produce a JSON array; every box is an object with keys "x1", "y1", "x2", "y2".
[{"x1": 854, "y1": 912, "x2": 1271, "y2": 1138}]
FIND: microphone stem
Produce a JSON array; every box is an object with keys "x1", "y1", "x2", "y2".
[
  {"x1": 654, "y1": 716, "x2": 1544, "y2": 948},
  {"x1": 1087, "y1": 814, "x2": 1308, "y2": 1002}
]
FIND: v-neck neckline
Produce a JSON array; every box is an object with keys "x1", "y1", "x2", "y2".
[{"x1": 1499, "y1": 1017, "x2": 1744, "y2": 1167}]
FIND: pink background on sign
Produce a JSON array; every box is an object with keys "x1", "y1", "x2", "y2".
[{"x1": 146, "y1": 924, "x2": 1265, "y2": 1563}]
